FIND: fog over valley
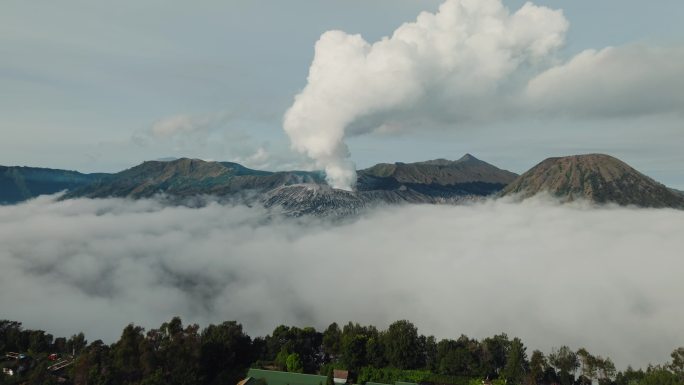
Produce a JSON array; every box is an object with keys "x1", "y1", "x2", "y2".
[{"x1": 2, "y1": 195, "x2": 683, "y2": 370}]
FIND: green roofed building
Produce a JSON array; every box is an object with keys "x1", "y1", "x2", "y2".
[
  {"x1": 239, "y1": 369, "x2": 418, "y2": 385},
  {"x1": 245, "y1": 369, "x2": 327, "y2": 385},
  {"x1": 353, "y1": 381, "x2": 416, "y2": 385}
]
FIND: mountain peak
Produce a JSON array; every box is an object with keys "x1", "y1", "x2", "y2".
[
  {"x1": 359, "y1": 155, "x2": 517, "y2": 188},
  {"x1": 457, "y1": 153, "x2": 479, "y2": 162},
  {"x1": 501, "y1": 153, "x2": 684, "y2": 208}
]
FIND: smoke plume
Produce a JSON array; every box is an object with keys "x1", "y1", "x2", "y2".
[{"x1": 283, "y1": 0, "x2": 568, "y2": 190}]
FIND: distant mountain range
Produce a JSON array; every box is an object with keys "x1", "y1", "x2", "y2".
[{"x1": 2, "y1": 154, "x2": 683, "y2": 214}]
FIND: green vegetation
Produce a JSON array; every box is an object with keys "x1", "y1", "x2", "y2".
[{"x1": 1, "y1": 318, "x2": 683, "y2": 385}]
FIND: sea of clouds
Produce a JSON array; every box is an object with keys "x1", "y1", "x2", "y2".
[{"x1": 1, "y1": 195, "x2": 683, "y2": 369}]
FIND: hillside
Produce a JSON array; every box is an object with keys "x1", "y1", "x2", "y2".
[
  {"x1": 64, "y1": 158, "x2": 324, "y2": 199},
  {"x1": 501, "y1": 154, "x2": 684, "y2": 208},
  {"x1": 0, "y1": 166, "x2": 106, "y2": 204},
  {"x1": 60, "y1": 155, "x2": 516, "y2": 215}
]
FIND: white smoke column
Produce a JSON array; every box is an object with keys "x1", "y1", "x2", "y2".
[{"x1": 284, "y1": 0, "x2": 568, "y2": 190}]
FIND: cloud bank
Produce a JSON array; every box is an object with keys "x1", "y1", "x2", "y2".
[
  {"x1": 1, "y1": 195, "x2": 684, "y2": 369},
  {"x1": 525, "y1": 44, "x2": 684, "y2": 118}
]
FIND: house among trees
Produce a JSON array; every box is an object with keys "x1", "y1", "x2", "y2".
[
  {"x1": 238, "y1": 370, "x2": 421, "y2": 385},
  {"x1": 240, "y1": 368, "x2": 327, "y2": 385},
  {"x1": 333, "y1": 369, "x2": 348, "y2": 384},
  {"x1": 365, "y1": 381, "x2": 418, "y2": 385}
]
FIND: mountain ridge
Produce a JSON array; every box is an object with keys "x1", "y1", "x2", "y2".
[
  {"x1": 500, "y1": 153, "x2": 684, "y2": 208},
  {"x1": 2, "y1": 153, "x2": 682, "y2": 213}
]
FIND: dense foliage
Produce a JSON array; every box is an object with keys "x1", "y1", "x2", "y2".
[{"x1": 1, "y1": 318, "x2": 683, "y2": 385}]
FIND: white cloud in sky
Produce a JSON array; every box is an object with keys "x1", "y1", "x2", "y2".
[
  {"x1": 150, "y1": 114, "x2": 214, "y2": 138},
  {"x1": 526, "y1": 44, "x2": 684, "y2": 118},
  {"x1": 1, "y1": 195, "x2": 683, "y2": 369},
  {"x1": 129, "y1": 111, "x2": 312, "y2": 172}
]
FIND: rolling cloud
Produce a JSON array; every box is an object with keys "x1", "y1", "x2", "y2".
[
  {"x1": 1, "y1": 195, "x2": 683, "y2": 369},
  {"x1": 525, "y1": 44, "x2": 684, "y2": 118}
]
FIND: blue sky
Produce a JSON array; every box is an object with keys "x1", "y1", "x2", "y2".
[{"x1": 1, "y1": 0, "x2": 683, "y2": 187}]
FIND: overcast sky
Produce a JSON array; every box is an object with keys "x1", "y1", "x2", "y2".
[{"x1": 1, "y1": 0, "x2": 683, "y2": 187}]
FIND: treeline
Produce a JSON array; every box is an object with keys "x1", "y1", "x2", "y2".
[{"x1": 2, "y1": 318, "x2": 684, "y2": 385}]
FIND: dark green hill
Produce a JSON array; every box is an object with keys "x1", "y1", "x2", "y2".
[
  {"x1": 357, "y1": 154, "x2": 518, "y2": 196},
  {"x1": 0, "y1": 166, "x2": 107, "y2": 204},
  {"x1": 64, "y1": 158, "x2": 325, "y2": 199}
]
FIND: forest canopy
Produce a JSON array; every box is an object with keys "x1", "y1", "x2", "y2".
[{"x1": 1, "y1": 318, "x2": 683, "y2": 385}]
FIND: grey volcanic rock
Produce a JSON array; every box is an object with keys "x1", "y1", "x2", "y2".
[
  {"x1": 501, "y1": 154, "x2": 684, "y2": 208},
  {"x1": 264, "y1": 184, "x2": 367, "y2": 217}
]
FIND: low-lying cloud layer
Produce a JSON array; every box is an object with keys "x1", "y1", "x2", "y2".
[{"x1": 1, "y1": 196, "x2": 683, "y2": 369}]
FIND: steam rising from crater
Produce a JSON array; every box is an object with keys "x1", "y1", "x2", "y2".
[{"x1": 283, "y1": 0, "x2": 568, "y2": 190}]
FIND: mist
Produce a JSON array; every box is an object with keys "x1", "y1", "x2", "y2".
[{"x1": 1, "y1": 195, "x2": 683, "y2": 369}]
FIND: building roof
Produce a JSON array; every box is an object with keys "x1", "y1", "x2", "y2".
[
  {"x1": 333, "y1": 370, "x2": 348, "y2": 380},
  {"x1": 237, "y1": 377, "x2": 258, "y2": 385},
  {"x1": 247, "y1": 369, "x2": 327, "y2": 385},
  {"x1": 366, "y1": 382, "x2": 417, "y2": 385}
]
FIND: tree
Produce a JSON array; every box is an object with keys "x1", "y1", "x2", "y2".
[
  {"x1": 326, "y1": 368, "x2": 334, "y2": 385},
  {"x1": 614, "y1": 366, "x2": 645, "y2": 385},
  {"x1": 366, "y1": 336, "x2": 386, "y2": 368},
  {"x1": 528, "y1": 350, "x2": 547, "y2": 384},
  {"x1": 323, "y1": 323, "x2": 342, "y2": 358},
  {"x1": 66, "y1": 332, "x2": 87, "y2": 355},
  {"x1": 423, "y1": 335, "x2": 438, "y2": 371},
  {"x1": 112, "y1": 324, "x2": 145, "y2": 384},
  {"x1": 436, "y1": 338, "x2": 475, "y2": 376},
  {"x1": 548, "y1": 346, "x2": 579, "y2": 385},
  {"x1": 671, "y1": 347, "x2": 684, "y2": 376},
  {"x1": 157, "y1": 317, "x2": 201, "y2": 385},
  {"x1": 200, "y1": 321, "x2": 253, "y2": 385},
  {"x1": 342, "y1": 334, "x2": 368, "y2": 371},
  {"x1": 480, "y1": 334, "x2": 511, "y2": 378},
  {"x1": 287, "y1": 353, "x2": 304, "y2": 373},
  {"x1": 576, "y1": 348, "x2": 597, "y2": 384},
  {"x1": 275, "y1": 348, "x2": 290, "y2": 371},
  {"x1": 72, "y1": 339, "x2": 111, "y2": 385},
  {"x1": 595, "y1": 356, "x2": 616, "y2": 385},
  {"x1": 638, "y1": 366, "x2": 684, "y2": 385},
  {"x1": 28, "y1": 330, "x2": 53, "y2": 354},
  {"x1": 266, "y1": 325, "x2": 322, "y2": 373},
  {"x1": 383, "y1": 320, "x2": 420, "y2": 370},
  {"x1": 27, "y1": 360, "x2": 58, "y2": 385},
  {"x1": 501, "y1": 337, "x2": 528, "y2": 385}
]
